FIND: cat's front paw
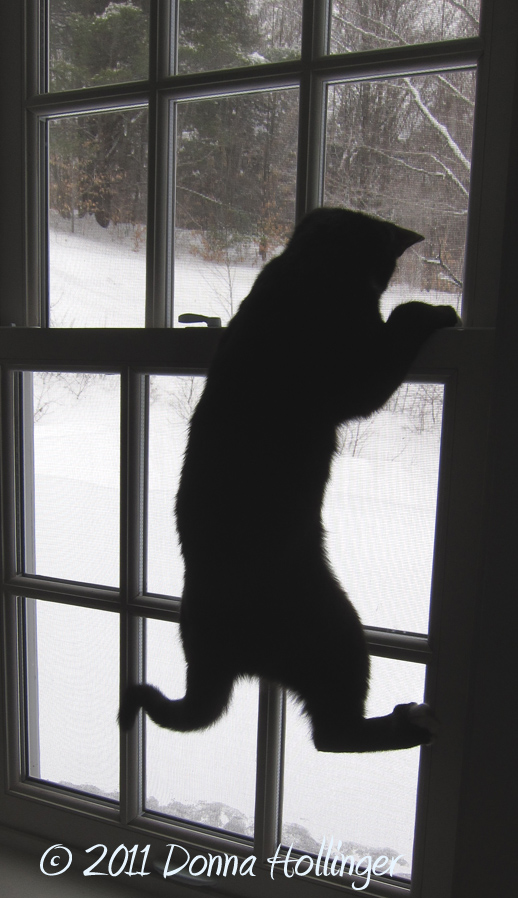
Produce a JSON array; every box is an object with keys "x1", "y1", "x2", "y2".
[
  {"x1": 428, "y1": 305, "x2": 462, "y2": 329},
  {"x1": 388, "y1": 301, "x2": 461, "y2": 336},
  {"x1": 393, "y1": 701, "x2": 438, "y2": 746},
  {"x1": 407, "y1": 702, "x2": 439, "y2": 742}
]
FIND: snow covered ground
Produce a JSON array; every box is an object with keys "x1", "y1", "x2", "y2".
[
  {"x1": 31, "y1": 217, "x2": 459, "y2": 877},
  {"x1": 48, "y1": 211, "x2": 459, "y2": 328}
]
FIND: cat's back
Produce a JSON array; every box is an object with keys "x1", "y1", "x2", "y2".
[
  {"x1": 176, "y1": 208, "x2": 391, "y2": 550},
  {"x1": 175, "y1": 247, "x2": 337, "y2": 553}
]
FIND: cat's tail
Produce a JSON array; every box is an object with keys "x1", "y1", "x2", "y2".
[{"x1": 118, "y1": 671, "x2": 234, "y2": 733}]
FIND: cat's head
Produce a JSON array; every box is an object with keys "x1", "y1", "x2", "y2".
[{"x1": 288, "y1": 207, "x2": 424, "y2": 296}]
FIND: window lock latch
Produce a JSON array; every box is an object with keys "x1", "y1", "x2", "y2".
[{"x1": 178, "y1": 313, "x2": 222, "y2": 328}]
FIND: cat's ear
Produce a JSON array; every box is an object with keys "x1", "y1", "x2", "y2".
[{"x1": 391, "y1": 225, "x2": 424, "y2": 257}]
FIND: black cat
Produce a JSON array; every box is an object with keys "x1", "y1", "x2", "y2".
[{"x1": 119, "y1": 207, "x2": 459, "y2": 752}]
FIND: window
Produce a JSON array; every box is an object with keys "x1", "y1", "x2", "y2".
[{"x1": 0, "y1": 2, "x2": 516, "y2": 896}]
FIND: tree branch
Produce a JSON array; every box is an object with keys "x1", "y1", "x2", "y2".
[
  {"x1": 445, "y1": 0, "x2": 480, "y2": 29},
  {"x1": 437, "y1": 74, "x2": 475, "y2": 107},
  {"x1": 427, "y1": 152, "x2": 470, "y2": 197},
  {"x1": 331, "y1": 11, "x2": 400, "y2": 48},
  {"x1": 421, "y1": 250, "x2": 464, "y2": 289},
  {"x1": 404, "y1": 79, "x2": 471, "y2": 171},
  {"x1": 360, "y1": 145, "x2": 469, "y2": 199}
]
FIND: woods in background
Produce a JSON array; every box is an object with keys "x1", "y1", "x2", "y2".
[{"x1": 48, "y1": 0, "x2": 478, "y2": 291}]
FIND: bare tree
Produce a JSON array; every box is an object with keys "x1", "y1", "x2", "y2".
[{"x1": 336, "y1": 417, "x2": 376, "y2": 457}]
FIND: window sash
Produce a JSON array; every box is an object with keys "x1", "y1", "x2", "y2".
[
  {"x1": 24, "y1": 0, "x2": 484, "y2": 330},
  {"x1": 0, "y1": 323, "x2": 494, "y2": 897},
  {"x1": 9, "y1": 2, "x2": 510, "y2": 334}
]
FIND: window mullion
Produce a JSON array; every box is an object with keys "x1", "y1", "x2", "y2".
[
  {"x1": 18, "y1": 373, "x2": 41, "y2": 779},
  {"x1": 165, "y1": 0, "x2": 178, "y2": 78},
  {"x1": 1, "y1": 369, "x2": 30, "y2": 788},
  {"x1": 145, "y1": 0, "x2": 178, "y2": 329},
  {"x1": 253, "y1": 682, "x2": 285, "y2": 863},
  {"x1": 24, "y1": 113, "x2": 48, "y2": 329},
  {"x1": 120, "y1": 367, "x2": 147, "y2": 602},
  {"x1": 119, "y1": 367, "x2": 147, "y2": 823},
  {"x1": 119, "y1": 613, "x2": 144, "y2": 825},
  {"x1": 145, "y1": 92, "x2": 174, "y2": 328},
  {"x1": 295, "y1": 0, "x2": 330, "y2": 217},
  {"x1": 144, "y1": 0, "x2": 162, "y2": 328},
  {"x1": 1, "y1": 370, "x2": 20, "y2": 583},
  {"x1": 19, "y1": 373, "x2": 36, "y2": 576}
]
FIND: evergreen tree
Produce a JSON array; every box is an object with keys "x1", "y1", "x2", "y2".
[
  {"x1": 175, "y1": 89, "x2": 297, "y2": 257},
  {"x1": 50, "y1": 1, "x2": 149, "y2": 91},
  {"x1": 177, "y1": 0, "x2": 257, "y2": 73},
  {"x1": 48, "y1": 3, "x2": 149, "y2": 229},
  {"x1": 49, "y1": 108, "x2": 147, "y2": 230}
]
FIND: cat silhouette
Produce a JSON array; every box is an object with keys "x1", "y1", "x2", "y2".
[{"x1": 119, "y1": 207, "x2": 459, "y2": 752}]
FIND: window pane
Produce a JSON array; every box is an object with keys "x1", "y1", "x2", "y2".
[
  {"x1": 282, "y1": 657, "x2": 426, "y2": 883},
  {"x1": 325, "y1": 71, "x2": 475, "y2": 313},
  {"x1": 324, "y1": 382, "x2": 444, "y2": 635},
  {"x1": 27, "y1": 600, "x2": 119, "y2": 800},
  {"x1": 48, "y1": 109, "x2": 148, "y2": 327},
  {"x1": 48, "y1": 1, "x2": 150, "y2": 92},
  {"x1": 147, "y1": 379, "x2": 443, "y2": 629},
  {"x1": 176, "y1": 0, "x2": 302, "y2": 74},
  {"x1": 145, "y1": 619, "x2": 257, "y2": 838},
  {"x1": 26, "y1": 373, "x2": 120, "y2": 587},
  {"x1": 173, "y1": 89, "x2": 298, "y2": 326},
  {"x1": 147, "y1": 375, "x2": 205, "y2": 597},
  {"x1": 330, "y1": 0, "x2": 480, "y2": 55}
]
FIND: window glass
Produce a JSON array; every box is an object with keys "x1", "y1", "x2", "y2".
[
  {"x1": 173, "y1": 89, "x2": 299, "y2": 326},
  {"x1": 325, "y1": 71, "x2": 475, "y2": 314},
  {"x1": 147, "y1": 375, "x2": 205, "y2": 597},
  {"x1": 176, "y1": 0, "x2": 302, "y2": 74},
  {"x1": 26, "y1": 372, "x2": 120, "y2": 586},
  {"x1": 48, "y1": 109, "x2": 148, "y2": 328},
  {"x1": 146, "y1": 619, "x2": 258, "y2": 837},
  {"x1": 147, "y1": 376, "x2": 443, "y2": 629},
  {"x1": 27, "y1": 599, "x2": 120, "y2": 800},
  {"x1": 324, "y1": 382, "x2": 444, "y2": 635},
  {"x1": 48, "y1": 0, "x2": 150, "y2": 92},
  {"x1": 330, "y1": 0, "x2": 480, "y2": 55},
  {"x1": 282, "y1": 656, "x2": 426, "y2": 882}
]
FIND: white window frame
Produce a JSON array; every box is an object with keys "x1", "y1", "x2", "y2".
[{"x1": 1, "y1": 2, "x2": 517, "y2": 896}]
